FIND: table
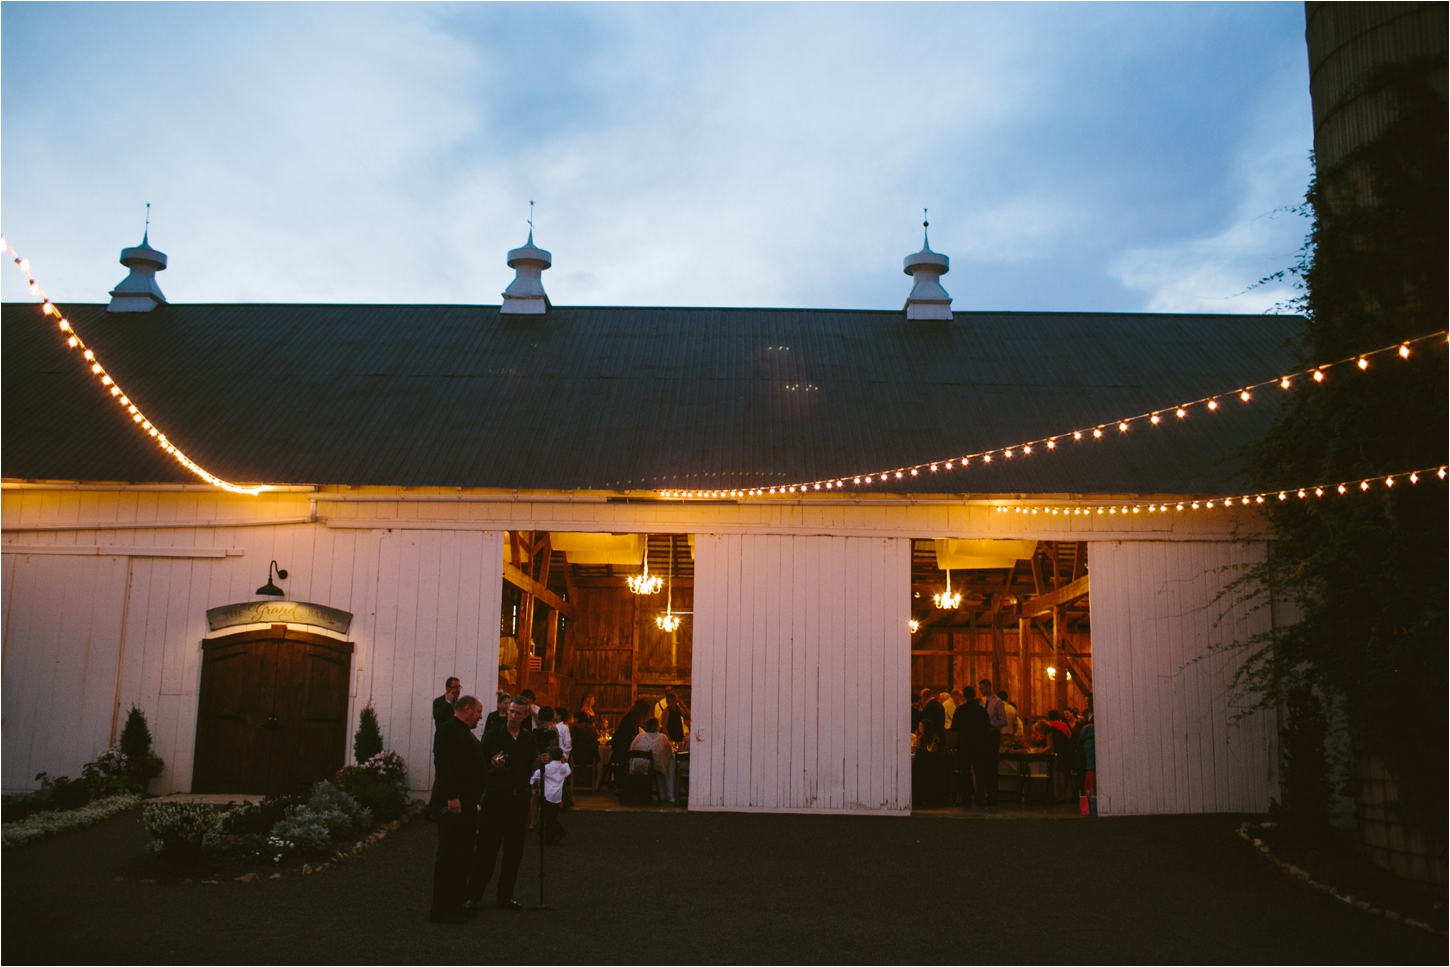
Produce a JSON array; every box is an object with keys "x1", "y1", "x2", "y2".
[{"x1": 997, "y1": 749, "x2": 1058, "y2": 805}]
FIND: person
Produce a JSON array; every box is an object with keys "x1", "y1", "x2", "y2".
[
  {"x1": 427, "y1": 677, "x2": 463, "y2": 817},
  {"x1": 532, "y1": 747, "x2": 571, "y2": 844},
  {"x1": 658, "y1": 691, "x2": 690, "y2": 745},
  {"x1": 950, "y1": 685, "x2": 989, "y2": 807},
  {"x1": 536, "y1": 706, "x2": 562, "y2": 760},
  {"x1": 482, "y1": 691, "x2": 511, "y2": 735},
  {"x1": 911, "y1": 692, "x2": 924, "y2": 732},
  {"x1": 978, "y1": 679, "x2": 1008, "y2": 806},
  {"x1": 912, "y1": 719, "x2": 949, "y2": 807},
  {"x1": 998, "y1": 690, "x2": 1025, "y2": 750},
  {"x1": 1080, "y1": 711, "x2": 1096, "y2": 799},
  {"x1": 468, "y1": 696, "x2": 549, "y2": 912},
  {"x1": 610, "y1": 699, "x2": 651, "y2": 789},
  {"x1": 429, "y1": 695, "x2": 485, "y2": 924},
  {"x1": 919, "y1": 687, "x2": 946, "y2": 734},
  {"x1": 579, "y1": 692, "x2": 598, "y2": 720},
  {"x1": 571, "y1": 713, "x2": 601, "y2": 790},
  {"x1": 1044, "y1": 709, "x2": 1080, "y2": 799},
  {"x1": 554, "y1": 707, "x2": 574, "y2": 806},
  {"x1": 433, "y1": 678, "x2": 462, "y2": 732},
  {"x1": 651, "y1": 685, "x2": 678, "y2": 722},
  {"x1": 939, "y1": 691, "x2": 957, "y2": 730},
  {"x1": 519, "y1": 689, "x2": 541, "y2": 730},
  {"x1": 629, "y1": 717, "x2": 677, "y2": 803}
]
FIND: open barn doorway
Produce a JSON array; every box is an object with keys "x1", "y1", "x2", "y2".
[
  {"x1": 908, "y1": 539, "x2": 1092, "y2": 813},
  {"x1": 498, "y1": 531, "x2": 692, "y2": 808}
]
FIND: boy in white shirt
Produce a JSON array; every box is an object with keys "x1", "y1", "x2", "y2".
[{"x1": 532, "y1": 748, "x2": 572, "y2": 844}]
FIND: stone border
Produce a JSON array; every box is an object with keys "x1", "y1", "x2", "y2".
[{"x1": 1239, "y1": 821, "x2": 1446, "y2": 936}]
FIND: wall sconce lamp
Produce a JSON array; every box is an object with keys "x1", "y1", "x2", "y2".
[{"x1": 256, "y1": 560, "x2": 288, "y2": 597}]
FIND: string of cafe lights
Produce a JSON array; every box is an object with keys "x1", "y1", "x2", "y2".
[
  {"x1": 992, "y1": 463, "x2": 1447, "y2": 517},
  {"x1": 2, "y1": 237, "x2": 267, "y2": 496},
  {"x1": 657, "y1": 331, "x2": 1448, "y2": 501}
]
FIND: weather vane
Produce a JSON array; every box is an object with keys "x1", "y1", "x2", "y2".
[
  {"x1": 529, "y1": 200, "x2": 534, "y2": 232},
  {"x1": 145, "y1": 202, "x2": 151, "y2": 235}
]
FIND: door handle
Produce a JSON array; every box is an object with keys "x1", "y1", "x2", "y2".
[{"x1": 265, "y1": 714, "x2": 280, "y2": 731}]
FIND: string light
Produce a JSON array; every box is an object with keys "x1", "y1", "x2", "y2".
[
  {"x1": 986, "y1": 464, "x2": 1446, "y2": 516},
  {"x1": 656, "y1": 330, "x2": 1446, "y2": 499},
  {"x1": 2, "y1": 237, "x2": 267, "y2": 496}
]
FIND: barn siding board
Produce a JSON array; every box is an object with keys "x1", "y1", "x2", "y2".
[
  {"x1": 691, "y1": 534, "x2": 910, "y2": 814},
  {"x1": 1090, "y1": 540, "x2": 1278, "y2": 815}
]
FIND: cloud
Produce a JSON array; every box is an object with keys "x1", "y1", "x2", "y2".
[{"x1": 1, "y1": 3, "x2": 1312, "y2": 314}]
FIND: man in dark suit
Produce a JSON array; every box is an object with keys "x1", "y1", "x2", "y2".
[
  {"x1": 469, "y1": 696, "x2": 549, "y2": 911},
  {"x1": 430, "y1": 695, "x2": 485, "y2": 924},
  {"x1": 950, "y1": 685, "x2": 989, "y2": 807},
  {"x1": 433, "y1": 677, "x2": 462, "y2": 732},
  {"x1": 919, "y1": 687, "x2": 946, "y2": 733},
  {"x1": 427, "y1": 677, "x2": 463, "y2": 818}
]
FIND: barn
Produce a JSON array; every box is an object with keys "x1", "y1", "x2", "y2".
[{"x1": 1, "y1": 230, "x2": 1298, "y2": 815}]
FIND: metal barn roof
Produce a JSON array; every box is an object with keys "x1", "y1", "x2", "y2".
[{"x1": 1, "y1": 303, "x2": 1305, "y2": 494}]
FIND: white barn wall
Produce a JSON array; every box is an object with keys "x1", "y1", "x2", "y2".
[
  {"x1": 1089, "y1": 540, "x2": 1278, "y2": 815},
  {"x1": 691, "y1": 534, "x2": 911, "y2": 814},
  {"x1": 2, "y1": 491, "x2": 504, "y2": 795}
]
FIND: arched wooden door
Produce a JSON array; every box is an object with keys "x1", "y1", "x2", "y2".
[{"x1": 193, "y1": 625, "x2": 354, "y2": 795}]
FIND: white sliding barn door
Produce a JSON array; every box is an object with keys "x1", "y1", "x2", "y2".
[
  {"x1": 2, "y1": 553, "x2": 130, "y2": 791},
  {"x1": 367, "y1": 529, "x2": 505, "y2": 795},
  {"x1": 690, "y1": 534, "x2": 911, "y2": 814},
  {"x1": 1089, "y1": 541, "x2": 1278, "y2": 815}
]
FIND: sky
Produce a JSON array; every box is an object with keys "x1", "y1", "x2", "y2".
[{"x1": 1, "y1": 2, "x2": 1314, "y2": 314}]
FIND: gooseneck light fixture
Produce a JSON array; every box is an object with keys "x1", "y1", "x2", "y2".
[
  {"x1": 933, "y1": 568, "x2": 962, "y2": 610},
  {"x1": 656, "y1": 536, "x2": 681, "y2": 632},
  {"x1": 256, "y1": 560, "x2": 288, "y2": 597}
]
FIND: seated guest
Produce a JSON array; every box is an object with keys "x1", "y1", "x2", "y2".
[
  {"x1": 609, "y1": 699, "x2": 651, "y2": 788},
  {"x1": 629, "y1": 717, "x2": 677, "y2": 803}
]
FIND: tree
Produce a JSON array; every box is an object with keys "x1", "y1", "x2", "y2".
[{"x1": 354, "y1": 704, "x2": 384, "y2": 763}]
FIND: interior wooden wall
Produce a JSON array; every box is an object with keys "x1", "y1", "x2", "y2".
[
  {"x1": 910, "y1": 540, "x2": 1091, "y2": 722},
  {"x1": 502, "y1": 532, "x2": 693, "y2": 726}
]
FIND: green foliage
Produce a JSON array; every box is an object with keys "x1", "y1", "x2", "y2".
[
  {"x1": 117, "y1": 706, "x2": 165, "y2": 788},
  {"x1": 1238, "y1": 65, "x2": 1447, "y2": 826},
  {"x1": 333, "y1": 750, "x2": 411, "y2": 822},
  {"x1": 217, "y1": 794, "x2": 306, "y2": 837},
  {"x1": 142, "y1": 801, "x2": 220, "y2": 866},
  {"x1": 1, "y1": 794, "x2": 141, "y2": 848},
  {"x1": 267, "y1": 782, "x2": 372, "y2": 856},
  {"x1": 353, "y1": 704, "x2": 384, "y2": 764}
]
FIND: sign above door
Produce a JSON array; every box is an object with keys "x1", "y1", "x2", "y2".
[{"x1": 206, "y1": 600, "x2": 353, "y2": 635}]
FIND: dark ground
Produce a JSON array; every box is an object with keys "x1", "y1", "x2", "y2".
[{"x1": 3, "y1": 807, "x2": 1443, "y2": 965}]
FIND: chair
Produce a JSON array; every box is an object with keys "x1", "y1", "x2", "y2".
[
  {"x1": 571, "y1": 759, "x2": 597, "y2": 792},
  {"x1": 622, "y1": 751, "x2": 660, "y2": 803}
]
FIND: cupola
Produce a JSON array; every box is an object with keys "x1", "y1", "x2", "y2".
[
  {"x1": 500, "y1": 224, "x2": 552, "y2": 316},
  {"x1": 107, "y1": 231, "x2": 168, "y2": 313},
  {"x1": 902, "y1": 212, "x2": 951, "y2": 321}
]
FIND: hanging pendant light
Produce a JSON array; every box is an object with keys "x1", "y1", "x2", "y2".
[
  {"x1": 933, "y1": 568, "x2": 961, "y2": 610},
  {"x1": 628, "y1": 539, "x2": 663, "y2": 595},
  {"x1": 657, "y1": 535, "x2": 681, "y2": 631}
]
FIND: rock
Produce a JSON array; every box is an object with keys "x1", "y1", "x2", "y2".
[
  {"x1": 1251, "y1": 838, "x2": 1263, "y2": 847},
  {"x1": 1385, "y1": 911, "x2": 1402, "y2": 922},
  {"x1": 301, "y1": 864, "x2": 314, "y2": 875},
  {"x1": 113, "y1": 876, "x2": 125, "y2": 882},
  {"x1": 201, "y1": 880, "x2": 220, "y2": 885},
  {"x1": 1405, "y1": 918, "x2": 1429, "y2": 930},
  {"x1": 1286, "y1": 866, "x2": 1310, "y2": 881},
  {"x1": 182, "y1": 878, "x2": 194, "y2": 885},
  {"x1": 269, "y1": 873, "x2": 283, "y2": 880},
  {"x1": 235, "y1": 873, "x2": 259, "y2": 883},
  {"x1": 1355, "y1": 900, "x2": 1371, "y2": 910},
  {"x1": 139, "y1": 879, "x2": 157, "y2": 884}
]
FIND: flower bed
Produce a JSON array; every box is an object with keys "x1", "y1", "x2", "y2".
[{"x1": 1, "y1": 794, "x2": 142, "y2": 847}]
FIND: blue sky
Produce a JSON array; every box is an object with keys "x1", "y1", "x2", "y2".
[{"x1": 2, "y1": 2, "x2": 1313, "y2": 313}]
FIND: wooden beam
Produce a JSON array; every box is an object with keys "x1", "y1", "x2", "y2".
[
  {"x1": 1024, "y1": 617, "x2": 1094, "y2": 693},
  {"x1": 1018, "y1": 573, "x2": 1089, "y2": 617},
  {"x1": 502, "y1": 561, "x2": 577, "y2": 619},
  {"x1": 1073, "y1": 541, "x2": 1088, "y2": 582}
]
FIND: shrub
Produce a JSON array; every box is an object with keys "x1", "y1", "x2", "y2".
[
  {"x1": 266, "y1": 783, "x2": 371, "y2": 857},
  {"x1": 82, "y1": 750, "x2": 136, "y2": 799},
  {"x1": 218, "y1": 794, "x2": 305, "y2": 837},
  {"x1": 353, "y1": 704, "x2": 384, "y2": 763},
  {"x1": 334, "y1": 755, "x2": 410, "y2": 823},
  {"x1": 118, "y1": 707, "x2": 165, "y2": 791},
  {"x1": 1, "y1": 794, "x2": 141, "y2": 847},
  {"x1": 142, "y1": 801, "x2": 220, "y2": 866}
]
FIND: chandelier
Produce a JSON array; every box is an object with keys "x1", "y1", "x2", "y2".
[
  {"x1": 908, "y1": 618, "x2": 920, "y2": 633},
  {"x1": 933, "y1": 568, "x2": 962, "y2": 610},
  {"x1": 627, "y1": 545, "x2": 663, "y2": 595}
]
